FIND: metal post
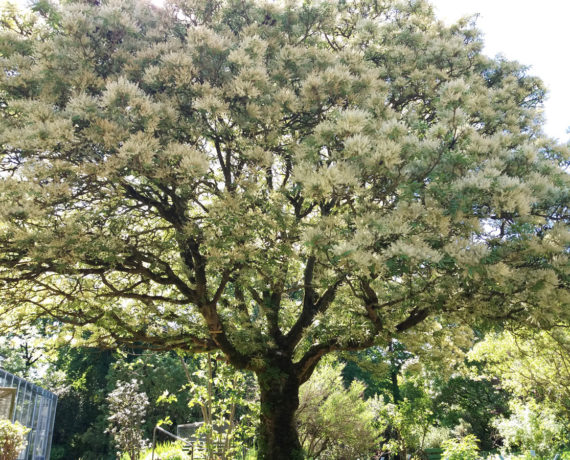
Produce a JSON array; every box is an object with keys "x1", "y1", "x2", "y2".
[
  {"x1": 45, "y1": 394, "x2": 57, "y2": 460},
  {"x1": 152, "y1": 425, "x2": 157, "y2": 460},
  {"x1": 27, "y1": 392, "x2": 40, "y2": 460}
]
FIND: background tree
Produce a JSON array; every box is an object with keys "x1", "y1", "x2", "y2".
[
  {"x1": 470, "y1": 327, "x2": 570, "y2": 420},
  {"x1": 431, "y1": 368, "x2": 510, "y2": 452},
  {"x1": 50, "y1": 347, "x2": 116, "y2": 460},
  {"x1": 48, "y1": 348, "x2": 201, "y2": 460},
  {"x1": 111, "y1": 350, "x2": 200, "y2": 438},
  {"x1": 342, "y1": 341, "x2": 511, "y2": 455},
  {"x1": 0, "y1": 0, "x2": 568, "y2": 458},
  {"x1": 0, "y1": 328, "x2": 50, "y2": 379}
]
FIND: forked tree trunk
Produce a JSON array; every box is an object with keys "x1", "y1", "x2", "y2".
[{"x1": 256, "y1": 364, "x2": 304, "y2": 460}]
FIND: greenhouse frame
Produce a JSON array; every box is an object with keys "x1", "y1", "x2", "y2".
[{"x1": 0, "y1": 367, "x2": 57, "y2": 460}]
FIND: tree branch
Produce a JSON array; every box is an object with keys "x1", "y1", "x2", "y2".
[
  {"x1": 294, "y1": 336, "x2": 375, "y2": 384},
  {"x1": 286, "y1": 273, "x2": 343, "y2": 351},
  {"x1": 395, "y1": 308, "x2": 430, "y2": 332}
]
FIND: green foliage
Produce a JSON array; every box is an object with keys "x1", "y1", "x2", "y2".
[
  {"x1": 48, "y1": 348, "x2": 203, "y2": 459},
  {"x1": 441, "y1": 434, "x2": 480, "y2": 460},
  {"x1": 343, "y1": 344, "x2": 446, "y2": 457},
  {"x1": 137, "y1": 442, "x2": 191, "y2": 460},
  {"x1": 297, "y1": 361, "x2": 383, "y2": 459},
  {"x1": 340, "y1": 343, "x2": 512, "y2": 456},
  {"x1": 492, "y1": 399, "x2": 567, "y2": 458},
  {"x1": 106, "y1": 379, "x2": 150, "y2": 460},
  {"x1": 0, "y1": 420, "x2": 29, "y2": 460},
  {"x1": 341, "y1": 344, "x2": 411, "y2": 400},
  {"x1": 185, "y1": 353, "x2": 258, "y2": 459},
  {"x1": 470, "y1": 328, "x2": 570, "y2": 419},
  {"x1": 0, "y1": 0, "x2": 568, "y2": 456},
  {"x1": 432, "y1": 370, "x2": 511, "y2": 451},
  {"x1": 377, "y1": 376, "x2": 436, "y2": 458},
  {"x1": 49, "y1": 347, "x2": 115, "y2": 460},
  {"x1": 109, "y1": 351, "x2": 200, "y2": 435}
]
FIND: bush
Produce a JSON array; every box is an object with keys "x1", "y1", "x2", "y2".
[
  {"x1": 138, "y1": 442, "x2": 257, "y2": 460},
  {"x1": 107, "y1": 379, "x2": 150, "y2": 460},
  {"x1": 139, "y1": 442, "x2": 190, "y2": 460},
  {"x1": 422, "y1": 426, "x2": 453, "y2": 449},
  {"x1": 441, "y1": 434, "x2": 480, "y2": 460},
  {"x1": 297, "y1": 362, "x2": 382, "y2": 459},
  {"x1": 0, "y1": 420, "x2": 30, "y2": 460},
  {"x1": 493, "y1": 399, "x2": 566, "y2": 458}
]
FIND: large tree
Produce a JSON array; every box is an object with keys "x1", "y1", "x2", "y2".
[{"x1": 0, "y1": 0, "x2": 568, "y2": 458}]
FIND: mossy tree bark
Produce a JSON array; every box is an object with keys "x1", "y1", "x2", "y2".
[{"x1": 256, "y1": 358, "x2": 304, "y2": 460}]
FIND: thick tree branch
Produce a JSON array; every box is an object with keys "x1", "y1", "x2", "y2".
[
  {"x1": 211, "y1": 268, "x2": 232, "y2": 306},
  {"x1": 395, "y1": 308, "x2": 430, "y2": 332},
  {"x1": 295, "y1": 336, "x2": 375, "y2": 384},
  {"x1": 262, "y1": 289, "x2": 285, "y2": 345},
  {"x1": 286, "y1": 270, "x2": 342, "y2": 351},
  {"x1": 102, "y1": 313, "x2": 217, "y2": 353},
  {"x1": 198, "y1": 301, "x2": 250, "y2": 368},
  {"x1": 98, "y1": 275, "x2": 189, "y2": 305},
  {"x1": 214, "y1": 138, "x2": 233, "y2": 191},
  {"x1": 122, "y1": 182, "x2": 185, "y2": 228}
]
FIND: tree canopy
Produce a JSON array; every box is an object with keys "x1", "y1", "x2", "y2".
[{"x1": 0, "y1": 0, "x2": 568, "y2": 457}]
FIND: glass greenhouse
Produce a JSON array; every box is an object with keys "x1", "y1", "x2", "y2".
[{"x1": 0, "y1": 368, "x2": 57, "y2": 460}]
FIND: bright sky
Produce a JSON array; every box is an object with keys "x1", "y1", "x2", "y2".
[
  {"x1": 431, "y1": 0, "x2": 570, "y2": 143},
  {"x1": 3, "y1": 0, "x2": 568, "y2": 142}
]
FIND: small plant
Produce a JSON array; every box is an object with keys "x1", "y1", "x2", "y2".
[
  {"x1": 422, "y1": 426, "x2": 452, "y2": 449},
  {"x1": 139, "y1": 442, "x2": 191, "y2": 460},
  {"x1": 0, "y1": 420, "x2": 30, "y2": 460},
  {"x1": 493, "y1": 399, "x2": 565, "y2": 458},
  {"x1": 441, "y1": 434, "x2": 480, "y2": 460},
  {"x1": 182, "y1": 353, "x2": 258, "y2": 460},
  {"x1": 138, "y1": 442, "x2": 256, "y2": 460},
  {"x1": 106, "y1": 379, "x2": 150, "y2": 460}
]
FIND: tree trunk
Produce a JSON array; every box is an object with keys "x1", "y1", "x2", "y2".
[{"x1": 256, "y1": 364, "x2": 303, "y2": 460}]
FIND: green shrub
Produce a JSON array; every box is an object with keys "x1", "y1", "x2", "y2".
[
  {"x1": 493, "y1": 399, "x2": 566, "y2": 458},
  {"x1": 138, "y1": 442, "x2": 256, "y2": 460},
  {"x1": 132, "y1": 442, "x2": 190, "y2": 460},
  {"x1": 422, "y1": 426, "x2": 453, "y2": 449},
  {"x1": 107, "y1": 380, "x2": 149, "y2": 460},
  {"x1": 297, "y1": 362, "x2": 382, "y2": 459},
  {"x1": 0, "y1": 420, "x2": 30, "y2": 460},
  {"x1": 441, "y1": 434, "x2": 480, "y2": 460}
]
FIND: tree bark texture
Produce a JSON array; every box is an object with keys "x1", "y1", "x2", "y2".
[{"x1": 256, "y1": 362, "x2": 303, "y2": 460}]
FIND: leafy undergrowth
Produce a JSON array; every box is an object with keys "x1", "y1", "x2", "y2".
[
  {"x1": 480, "y1": 452, "x2": 570, "y2": 460},
  {"x1": 132, "y1": 442, "x2": 257, "y2": 460},
  {"x1": 120, "y1": 442, "x2": 189, "y2": 460}
]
